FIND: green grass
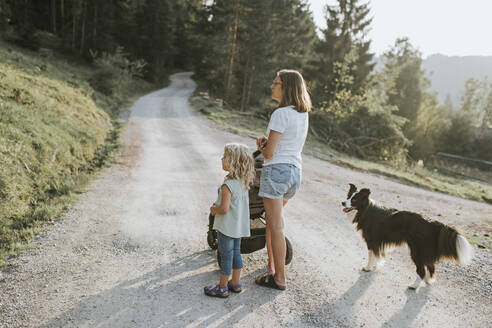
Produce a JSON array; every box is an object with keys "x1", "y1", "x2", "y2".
[
  {"x1": 317, "y1": 149, "x2": 492, "y2": 203},
  {"x1": 0, "y1": 41, "x2": 154, "y2": 266},
  {"x1": 192, "y1": 96, "x2": 268, "y2": 137}
]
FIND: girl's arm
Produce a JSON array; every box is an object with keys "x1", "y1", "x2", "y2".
[
  {"x1": 210, "y1": 184, "x2": 232, "y2": 215},
  {"x1": 261, "y1": 130, "x2": 282, "y2": 159}
]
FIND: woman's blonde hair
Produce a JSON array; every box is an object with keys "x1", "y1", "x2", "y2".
[
  {"x1": 277, "y1": 69, "x2": 312, "y2": 113},
  {"x1": 223, "y1": 143, "x2": 255, "y2": 190}
]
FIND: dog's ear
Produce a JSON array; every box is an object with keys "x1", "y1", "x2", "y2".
[
  {"x1": 359, "y1": 188, "x2": 371, "y2": 198},
  {"x1": 348, "y1": 183, "x2": 357, "y2": 197}
]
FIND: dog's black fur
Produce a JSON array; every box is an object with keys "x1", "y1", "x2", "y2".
[{"x1": 342, "y1": 183, "x2": 474, "y2": 289}]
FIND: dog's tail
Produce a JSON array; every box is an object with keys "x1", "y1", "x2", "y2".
[
  {"x1": 456, "y1": 234, "x2": 474, "y2": 265},
  {"x1": 438, "y1": 226, "x2": 474, "y2": 265}
]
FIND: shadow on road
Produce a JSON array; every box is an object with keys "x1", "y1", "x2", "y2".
[
  {"x1": 383, "y1": 288, "x2": 429, "y2": 328},
  {"x1": 38, "y1": 251, "x2": 274, "y2": 327},
  {"x1": 293, "y1": 271, "x2": 430, "y2": 327},
  {"x1": 296, "y1": 271, "x2": 375, "y2": 327}
]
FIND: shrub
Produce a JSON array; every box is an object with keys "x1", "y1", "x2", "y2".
[
  {"x1": 90, "y1": 47, "x2": 146, "y2": 98},
  {"x1": 408, "y1": 95, "x2": 452, "y2": 161},
  {"x1": 312, "y1": 87, "x2": 409, "y2": 162},
  {"x1": 9, "y1": 26, "x2": 41, "y2": 50}
]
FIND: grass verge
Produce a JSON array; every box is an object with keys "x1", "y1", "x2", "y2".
[{"x1": 0, "y1": 41, "x2": 154, "y2": 266}]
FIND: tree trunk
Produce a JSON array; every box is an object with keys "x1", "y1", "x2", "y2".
[
  {"x1": 72, "y1": 7, "x2": 76, "y2": 52},
  {"x1": 60, "y1": 0, "x2": 64, "y2": 28},
  {"x1": 225, "y1": 0, "x2": 240, "y2": 94},
  {"x1": 79, "y1": 0, "x2": 87, "y2": 55},
  {"x1": 240, "y1": 56, "x2": 251, "y2": 111},
  {"x1": 50, "y1": 0, "x2": 57, "y2": 33},
  {"x1": 92, "y1": 2, "x2": 97, "y2": 45},
  {"x1": 246, "y1": 60, "x2": 256, "y2": 106},
  {"x1": 23, "y1": 0, "x2": 29, "y2": 26}
]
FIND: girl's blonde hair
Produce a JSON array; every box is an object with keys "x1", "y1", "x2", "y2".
[
  {"x1": 223, "y1": 143, "x2": 255, "y2": 190},
  {"x1": 277, "y1": 69, "x2": 312, "y2": 113}
]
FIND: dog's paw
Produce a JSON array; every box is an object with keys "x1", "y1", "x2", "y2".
[
  {"x1": 424, "y1": 277, "x2": 436, "y2": 285},
  {"x1": 408, "y1": 285, "x2": 424, "y2": 293},
  {"x1": 408, "y1": 278, "x2": 425, "y2": 291},
  {"x1": 361, "y1": 266, "x2": 373, "y2": 272}
]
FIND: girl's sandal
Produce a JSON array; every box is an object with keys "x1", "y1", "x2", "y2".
[
  {"x1": 227, "y1": 281, "x2": 242, "y2": 293},
  {"x1": 255, "y1": 274, "x2": 286, "y2": 291},
  {"x1": 204, "y1": 284, "x2": 229, "y2": 298}
]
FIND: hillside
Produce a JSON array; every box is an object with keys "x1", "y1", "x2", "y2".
[
  {"x1": 374, "y1": 54, "x2": 492, "y2": 105},
  {"x1": 0, "y1": 41, "x2": 147, "y2": 266},
  {"x1": 423, "y1": 54, "x2": 492, "y2": 104}
]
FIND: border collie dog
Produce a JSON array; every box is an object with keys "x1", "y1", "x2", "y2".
[{"x1": 342, "y1": 184, "x2": 474, "y2": 290}]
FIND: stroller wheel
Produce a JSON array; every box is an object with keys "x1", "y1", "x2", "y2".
[
  {"x1": 207, "y1": 214, "x2": 218, "y2": 250},
  {"x1": 207, "y1": 230, "x2": 218, "y2": 250},
  {"x1": 285, "y1": 237, "x2": 293, "y2": 265}
]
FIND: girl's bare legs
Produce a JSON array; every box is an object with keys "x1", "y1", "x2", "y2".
[
  {"x1": 263, "y1": 197, "x2": 288, "y2": 287},
  {"x1": 219, "y1": 274, "x2": 229, "y2": 288},
  {"x1": 265, "y1": 199, "x2": 288, "y2": 276},
  {"x1": 220, "y1": 269, "x2": 241, "y2": 288},
  {"x1": 231, "y1": 269, "x2": 241, "y2": 285}
]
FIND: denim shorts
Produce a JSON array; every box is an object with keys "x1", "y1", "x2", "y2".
[{"x1": 258, "y1": 163, "x2": 301, "y2": 200}]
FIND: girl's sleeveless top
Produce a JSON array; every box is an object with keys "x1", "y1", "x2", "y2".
[{"x1": 213, "y1": 179, "x2": 251, "y2": 238}]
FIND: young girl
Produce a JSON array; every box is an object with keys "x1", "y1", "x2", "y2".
[{"x1": 204, "y1": 143, "x2": 255, "y2": 298}]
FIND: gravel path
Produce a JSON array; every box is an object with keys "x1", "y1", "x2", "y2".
[{"x1": 1, "y1": 72, "x2": 491, "y2": 328}]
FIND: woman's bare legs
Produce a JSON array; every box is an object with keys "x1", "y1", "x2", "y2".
[
  {"x1": 265, "y1": 220, "x2": 275, "y2": 276},
  {"x1": 265, "y1": 199, "x2": 288, "y2": 276},
  {"x1": 263, "y1": 197, "x2": 288, "y2": 287}
]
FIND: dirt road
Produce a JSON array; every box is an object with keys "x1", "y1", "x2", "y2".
[{"x1": 1, "y1": 72, "x2": 491, "y2": 327}]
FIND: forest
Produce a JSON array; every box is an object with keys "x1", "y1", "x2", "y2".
[{"x1": 1, "y1": 0, "x2": 491, "y2": 163}]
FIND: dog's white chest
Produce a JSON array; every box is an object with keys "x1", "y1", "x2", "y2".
[{"x1": 346, "y1": 211, "x2": 356, "y2": 223}]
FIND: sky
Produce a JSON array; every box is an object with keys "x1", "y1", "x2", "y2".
[{"x1": 307, "y1": 0, "x2": 492, "y2": 58}]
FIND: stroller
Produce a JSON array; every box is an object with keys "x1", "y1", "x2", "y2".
[{"x1": 206, "y1": 150, "x2": 293, "y2": 267}]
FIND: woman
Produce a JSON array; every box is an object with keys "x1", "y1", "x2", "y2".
[{"x1": 255, "y1": 69, "x2": 311, "y2": 290}]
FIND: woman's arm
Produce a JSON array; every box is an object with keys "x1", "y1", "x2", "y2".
[
  {"x1": 210, "y1": 184, "x2": 232, "y2": 215},
  {"x1": 261, "y1": 130, "x2": 282, "y2": 159}
]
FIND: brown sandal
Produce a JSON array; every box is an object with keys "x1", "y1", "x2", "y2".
[{"x1": 255, "y1": 274, "x2": 286, "y2": 290}]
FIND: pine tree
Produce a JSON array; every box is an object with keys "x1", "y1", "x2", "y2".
[
  {"x1": 172, "y1": 0, "x2": 204, "y2": 70},
  {"x1": 271, "y1": 0, "x2": 317, "y2": 78},
  {"x1": 235, "y1": 0, "x2": 272, "y2": 109},
  {"x1": 310, "y1": 0, "x2": 374, "y2": 106},
  {"x1": 460, "y1": 78, "x2": 486, "y2": 126},
  {"x1": 381, "y1": 38, "x2": 424, "y2": 126},
  {"x1": 483, "y1": 83, "x2": 492, "y2": 127},
  {"x1": 135, "y1": 0, "x2": 177, "y2": 82},
  {"x1": 0, "y1": 0, "x2": 11, "y2": 31},
  {"x1": 444, "y1": 93, "x2": 454, "y2": 112},
  {"x1": 193, "y1": 0, "x2": 239, "y2": 97}
]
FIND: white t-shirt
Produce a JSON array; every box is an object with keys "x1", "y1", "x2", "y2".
[{"x1": 264, "y1": 105, "x2": 309, "y2": 169}]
